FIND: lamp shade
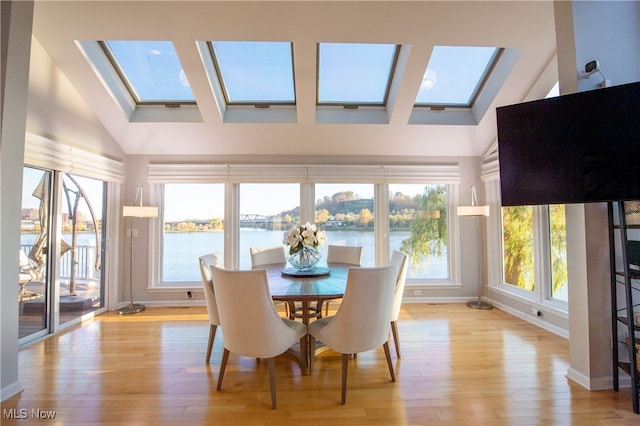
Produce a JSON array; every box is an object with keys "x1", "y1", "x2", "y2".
[
  {"x1": 457, "y1": 205, "x2": 490, "y2": 217},
  {"x1": 123, "y1": 205, "x2": 158, "y2": 218}
]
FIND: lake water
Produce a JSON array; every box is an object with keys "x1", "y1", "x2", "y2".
[{"x1": 163, "y1": 229, "x2": 447, "y2": 282}]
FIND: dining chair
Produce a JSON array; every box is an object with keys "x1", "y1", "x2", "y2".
[
  {"x1": 250, "y1": 245, "x2": 287, "y2": 267},
  {"x1": 250, "y1": 245, "x2": 290, "y2": 317},
  {"x1": 210, "y1": 266, "x2": 307, "y2": 409},
  {"x1": 198, "y1": 253, "x2": 224, "y2": 363},
  {"x1": 323, "y1": 245, "x2": 363, "y2": 316},
  {"x1": 389, "y1": 250, "x2": 409, "y2": 358},
  {"x1": 308, "y1": 264, "x2": 397, "y2": 404}
]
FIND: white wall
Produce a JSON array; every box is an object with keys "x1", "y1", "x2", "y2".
[{"x1": 1, "y1": 0, "x2": 33, "y2": 401}]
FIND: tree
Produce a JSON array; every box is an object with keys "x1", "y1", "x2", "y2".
[
  {"x1": 502, "y1": 206, "x2": 534, "y2": 290},
  {"x1": 400, "y1": 185, "x2": 447, "y2": 272},
  {"x1": 315, "y1": 209, "x2": 330, "y2": 224},
  {"x1": 358, "y1": 208, "x2": 373, "y2": 226}
]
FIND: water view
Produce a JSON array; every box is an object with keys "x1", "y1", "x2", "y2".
[{"x1": 162, "y1": 228, "x2": 447, "y2": 282}]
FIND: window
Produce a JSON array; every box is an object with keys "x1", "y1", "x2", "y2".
[
  {"x1": 317, "y1": 43, "x2": 399, "y2": 106},
  {"x1": 389, "y1": 184, "x2": 448, "y2": 279},
  {"x1": 100, "y1": 40, "x2": 195, "y2": 104},
  {"x1": 162, "y1": 183, "x2": 225, "y2": 282},
  {"x1": 314, "y1": 183, "x2": 375, "y2": 266},
  {"x1": 502, "y1": 205, "x2": 535, "y2": 291},
  {"x1": 151, "y1": 164, "x2": 461, "y2": 288},
  {"x1": 209, "y1": 41, "x2": 295, "y2": 106},
  {"x1": 415, "y1": 46, "x2": 501, "y2": 107},
  {"x1": 239, "y1": 183, "x2": 299, "y2": 270}
]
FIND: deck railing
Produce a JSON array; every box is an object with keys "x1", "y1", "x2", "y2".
[{"x1": 20, "y1": 244, "x2": 99, "y2": 282}]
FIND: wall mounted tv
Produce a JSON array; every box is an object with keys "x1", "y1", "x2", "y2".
[{"x1": 497, "y1": 81, "x2": 640, "y2": 206}]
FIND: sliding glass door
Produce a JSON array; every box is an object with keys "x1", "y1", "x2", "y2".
[
  {"x1": 19, "y1": 167, "x2": 52, "y2": 340},
  {"x1": 19, "y1": 167, "x2": 106, "y2": 341},
  {"x1": 59, "y1": 173, "x2": 106, "y2": 325}
]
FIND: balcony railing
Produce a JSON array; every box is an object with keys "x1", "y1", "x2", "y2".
[{"x1": 20, "y1": 244, "x2": 100, "y2": 283}]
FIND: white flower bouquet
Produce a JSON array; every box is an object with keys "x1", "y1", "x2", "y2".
[{"x1": 283, "y1": 222, "x2": 327, "y2": 255}]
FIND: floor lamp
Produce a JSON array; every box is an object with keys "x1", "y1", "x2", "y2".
[
  {"x1": 457, "y1": 186, "x2": 491, "y2": 310},
  {"x1": 118, "y1": 187, "x2": 158, "y2": 315}
]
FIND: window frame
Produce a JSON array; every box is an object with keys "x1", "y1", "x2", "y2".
[
  {"x1": 486, "y1": 179, "x2": 568, "y2": 313},
  {"x1": 316, "y1": 42, "x2": 401, "y2": 108},
  {"x1": 99, "y1": 40, "x2": 197, "y2": 106},
  {"x1": 207, "y1": 41, "x2": 296, "y2": 107},
  {"x1": 147, "y1": 164, "x2": 464, "y2": 290}
]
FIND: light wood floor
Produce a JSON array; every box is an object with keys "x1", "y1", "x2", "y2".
[{"x1": 2, "y1": 303, "x2": 639, "y2": 425}]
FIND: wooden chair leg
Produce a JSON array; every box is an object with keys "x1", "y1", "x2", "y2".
[
  {"x1": 268, "y1": 357, "x2": 277, "y2": 409},
  {"x1": 341, "y1": 353, "x2": 349, "y2": 404},
  {"x1": 206, "y1": 324, "x2": 217, "y2": 363},
  {"x1": 300, "y1": 336, "x2": 307, "y2": 373},
  {"x1": 383, "y1": 341, "x2": 396, "y2": 382},
  {"x1": 308, "y1": 335, "x2": 316, "y2": 374},
  {"x1": 217, "y1": 348, "x2": 230, "y2": 390},
  {"x1": 390, "y1": 320, "x2": 401, "y2": 359}
]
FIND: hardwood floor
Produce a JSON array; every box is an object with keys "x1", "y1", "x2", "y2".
[{"x1": 2, "y1": 303, "x2": 639, "y2": 425}]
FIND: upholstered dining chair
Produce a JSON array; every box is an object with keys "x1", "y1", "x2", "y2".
[
  {"x1": 198, "y1": 253, "x2": 224, "y2": 363},
  {"x1": 210, "y1": 266, "x2": 307, "y2": 409},
  {"x1": 389, "y1": 250, "x2": 409, "y2": 359},
  {"x1": 250, "y1": 245, "x2": 287, "y2": 267},
  {"x1": 323, "y1": 245, "x2": 363, "y2": 316},
  {"x1": 308, "y1": 264, "x2": 397, "y2": 404},
  {"x1": 250, "y1": 245, "x2": 290, "y2": 317}
]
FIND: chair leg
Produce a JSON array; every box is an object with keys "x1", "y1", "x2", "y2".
[
  {"x1": 341, "y1": 353, "x2": 349, "y2": 404},
  {"x1": 206, "y1": 324, "x2": 217, "y2": 363},
  {"x1": 268, "y1": 357, "x2": 277, "y2": 409},
  {"x1": 390, "y1": 320, "x2": 401, "y2": 359},
  {"x1": 217, "y1": 348, "x2": 230, "y2": 391},
  {"x1": 308, "y1": 335, "x2": 316, "y2": 374},
  {"x1": 300, "y1": 336, "x2": 307, "y2": 373},
  {"x1": 383, "y1": 341, "x2": 396, "y2": 382}
]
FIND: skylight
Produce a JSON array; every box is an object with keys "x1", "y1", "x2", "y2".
[
  {"x1": 209, "y1": 41, "x2": 295, "y2": 105},
  {"x1": 415, "y1": 46, "x2": 501, "y2": 107},
  {"x1": 101, "y1": 40, "x2": 195, "y2": 104},
  {"x1": 317, "y1": 43, "x2": 399, "y2": 106}
]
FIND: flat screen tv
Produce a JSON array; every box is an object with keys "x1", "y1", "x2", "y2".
[{"x1": 496, "y1": 81, "x2": 640, "y2": 206}]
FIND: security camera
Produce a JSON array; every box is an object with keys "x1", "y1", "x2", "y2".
[{"x1": 585, "y1": 60, "x2": 599, "y2": 74}]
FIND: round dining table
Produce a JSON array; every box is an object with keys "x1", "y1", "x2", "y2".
[
  {"x1": 263, "y1": 263, "x2": 351, "y2": 373},
  {"x1": 265, "y1": 263, "x2": 350, "y2": 325}
]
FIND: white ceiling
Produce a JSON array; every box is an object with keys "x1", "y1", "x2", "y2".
[{"x1": 31, "y1": 1, "x2": 558, "y2": 159}]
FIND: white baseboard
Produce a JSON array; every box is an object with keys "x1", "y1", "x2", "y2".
[
  {"x1": 1, "y1": 381, "x2": 23, "y2": 402},
  {"x1": 487, "y1": 297, "x2": 570, "y2": 339},
  {"x1": 566, "y1": 367, "x2": 612, "y2": 390}
]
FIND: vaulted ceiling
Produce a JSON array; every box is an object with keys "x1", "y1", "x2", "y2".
[{"x1": 30, "y1": 1, "x2": 558, "y2": 159}]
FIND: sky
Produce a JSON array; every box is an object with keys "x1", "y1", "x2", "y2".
[{"x1": 163, "y1": 182, "x2": 426, "y2": 222}]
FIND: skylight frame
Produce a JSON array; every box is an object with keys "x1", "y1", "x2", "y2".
[
  {"x1": 415, "y1": 46, "x2": 503, "y2": 109},
  {"x1": 207, "y1": 41, "x2": 296, "y2": 107},
  {"x1": 316, "y1": 42, "x2": 401, "y2": 108},
  {"x1": 99, "y1": 40, "x2": 196, "y2": 106}
]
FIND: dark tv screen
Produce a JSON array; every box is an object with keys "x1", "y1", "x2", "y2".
[{"x1": 497, "y1": 81, "x2": 640, "y2": 206}]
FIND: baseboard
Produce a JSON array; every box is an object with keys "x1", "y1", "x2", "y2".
[
  {"x1": 1, "y1": 381, "x2": 23, "y2": 402},
  {"x1": 488, "y1": 297, "x2": 570, "y2": 339},
  {"x1": 566, "y1": 367, "x2": 612, "y2": 391}
]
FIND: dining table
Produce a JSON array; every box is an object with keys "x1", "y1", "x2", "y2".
[{"x1": 263, "y1": 263, "x2": 351, "y2": 373}]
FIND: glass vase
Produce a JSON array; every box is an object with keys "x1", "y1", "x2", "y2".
[{"x1": 288, "y1": 247, "x2": 321, "y2": 271}]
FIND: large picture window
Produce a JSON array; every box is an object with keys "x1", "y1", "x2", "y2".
[
  {"x1": 314, "y1": 183, "x2": 374, "y2": 266},
  {"x1": 162, "y1": 183, "x2": 225, "y2": 282},
  {"x1": 388, "y1": 184, "x2": 448, "y2": 279},
  {"x1": 239, "y1": 183, "x2": 299, "y2": 270},
  {"x1": 499, "y1": 201, "x2": 568, "y2": 308},
  {"x1": 153, "y1": 170, "x2": 459, "y2": 287}
]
